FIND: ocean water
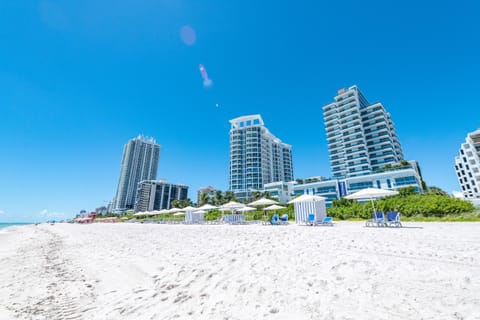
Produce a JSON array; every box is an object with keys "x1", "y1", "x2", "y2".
[{"x1": 0, "y1": 223, "x2": 31, "y2": 234}]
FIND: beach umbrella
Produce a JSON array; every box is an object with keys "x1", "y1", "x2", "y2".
[
  {"x1": 173, "y1": 212, "x2": 185, "y2": 216},
  {"x1": 133, "y1": 211, "x2": 147, "y2": 217},
  {"x1": 197, "y1": 204, "x2": 218, "y2": 210},
  {"x1": 344, "y1": 187, "x2": 399, "y2": 214},
  {"x1": 167, "y1": 207, "x2": 182, "y2": 213},
  {"x1": 158, "y1": 209, "x2": 170, "y2": 214},
  {"x1": 264, "y1": 204, "x2": 285, "y2": 211},
  {"x1": 181, "y1": 206, "x2": 197, "y2": 212},
  {"x1": 248, "y1": 198, "x2": 278, "y2": 207},
  {"x1": 194, "y1": 210, "x2": 207, "y2": 214},
  {"x1": 151, "y1": 210, "x2": 162, "y2": 215},
  {"x1": 236, "y1": 206, "x2": 256, "y2": 212},
  {"x1": 220, "y1": 201, "x2": 246, "y2": 211}
]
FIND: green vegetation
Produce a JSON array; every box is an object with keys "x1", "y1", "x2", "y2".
[{"x1": 327, "y1": 188, "x2": 476, "y2": 220}]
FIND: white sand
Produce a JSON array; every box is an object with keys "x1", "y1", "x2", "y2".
[{"x1": 0, "y1": 222, "x2": 479, "y2": 320}]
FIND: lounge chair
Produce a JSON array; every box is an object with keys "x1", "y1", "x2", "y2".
[
  {"x1": 366, "y1": 211, "x2": 386, "y2": 227},
  {"x1": 270, "y1": 214, "x2": 279, "y2": 225},
  {"x1": 386, "y1": 211, "x2": 402, "y2": 227},
  {"x1": 280, "y1": 214, "x2": 289, "y2": 224},
  {"x1": 318, "y1": 216, "x2": 334, "y2": 226},
  {"x1": 307, "y1": 213, "x2": 315, "y2": 226}
]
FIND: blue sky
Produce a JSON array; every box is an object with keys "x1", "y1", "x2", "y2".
[{"x1": 1, "y1": 0, "x2": 479, "y2": 222}]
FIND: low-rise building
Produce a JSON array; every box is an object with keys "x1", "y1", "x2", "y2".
[
  {"x1": 135, "y1": 180, "x2": 189, "y2": 212},
  {"x1": 264, "y1": 166, "x2": 423, "y2": 207},
  {"x1": 197, "y1": 186, "x2": 217, "y2": 204}
]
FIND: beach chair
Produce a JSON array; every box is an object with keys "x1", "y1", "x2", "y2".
[
  {"x1": 366, "y1": 211, "x2": 386, "y2": 227},
  {"x1": 270, "y1": 214, "x2": 279, "y2": 225},
  {"x1": 280, "y1": 214, "x2": 289, "y2": 225},
  {"x1": 318, "y1": 216, "x2": 333, "y2": 226},
  {"x1": 307, "y1": 213, "x2": 315, "y2": 226},
  {"x1": 386, "y1": 211, "x2": 402, "y2": 227}
]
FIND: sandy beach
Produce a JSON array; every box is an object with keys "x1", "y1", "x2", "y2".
[{"x1": 0, "y1": 222, "x2": 479, "y2": 320}]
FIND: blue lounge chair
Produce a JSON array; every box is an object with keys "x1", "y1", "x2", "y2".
[
  {"x1": 386, "y1": 211, "x2": 402, "y2": 227},
  {"x1": 318, "y1": 216, "x2": 334, "y2": 226},
  {"x1": 366, "y1": 211, "x2": 386, "y2": 227},
  {"x1": 280, "y1": 214, "x2": 288, "y2": 224},
  {"x1": 270, "y1": 214, "x2": 279, "y2": 225},
  {"x1": 307, "y1": 213, "x2": 315, "y2": 226}
]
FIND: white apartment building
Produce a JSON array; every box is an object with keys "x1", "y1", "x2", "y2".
[
  {"x1": 323, "y1": 86, "x2": 404, "y2": 178},
  {"x1": 455, "y1": 129, "x2": 480, "y2": 199},
  {"x1": 229, "y1": 115, "x2": 293, "y2": 200}
]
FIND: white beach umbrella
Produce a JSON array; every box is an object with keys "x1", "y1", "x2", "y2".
[
  {"x1": 248, "y1": 198, "x2": 278, "y2": 207},
  {"x1": 181, "y1": 206, "x2": 197, "y2": 211},
  {"x1": 236, "y1": 206, "x2": 256, "y2": 213},
  {"x1": 344, "y1": 187, "x2": 399, "y2": 214},
  {"x1": 344, "y1": 188, "x2": 399, "y2": 200},
  {"x1": 151, "y1": 210, "x2": 162, "y2": 215},
  {"x1": 133, "y1": 211, "x2": 147, "y2": 216},
  {"x1": 221, "y1": 201, "x2": 246, "y2": 210},
  {"x1": 197, "y1": 204, "x2": 218, "y2": 210},
  {"x1": 264, "y1": 204, "x2": 286, "y2": 211},
  {"x1": 158, "y1": 209, "x2": 170, "y2": 214},
  {"x1": 167, "y1": 207, "x2": 182, "y2": 213},
  {"x1": 194, "y1": 210, "x2": 207, "y2": 214},
  {"x1": 173, "y1": 212, "x2": 185, "y2": 216}
]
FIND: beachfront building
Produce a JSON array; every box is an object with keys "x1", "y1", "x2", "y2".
[
  {"x1": 197, "y1": 186, "x2": 217, "y2": 205},
  {"x1": 455, "y1": 129, "x2": 480, "y2": 199},
  {"x1": 134, "y1": 180, "x2": 189, "y2": 212},
  {"x1": 263, "y1": 181, "x2": 295, "y2": 204},
  {"x1": 323, "y1": 86, "x2": 404, "y2": 178},
  {"x1": 229, "y1": 115, "x2": 294, "y2": 200},
  {"x1": 113, "y1": 135, "x2": 160, "y2": 213},
  {"x1": 264, "y1": 166, "x2": 423, "y2": 207}
]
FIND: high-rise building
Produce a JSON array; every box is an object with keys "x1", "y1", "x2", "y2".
[
  {"x1": 113, "y1": 135, "x2": 160, "y2": 213},
  {"x1": 229, "y1": 115, "x2": 293, "y2": 199},
  {"x1": 134, "y1": 180, "x2": 188, "y2": 212},
  {"x1": 323, "y1": 86, "x2": 404, "y2": 178},
  {"x1": 455, "y1": 129, "x2": 480, "y2": 199}
]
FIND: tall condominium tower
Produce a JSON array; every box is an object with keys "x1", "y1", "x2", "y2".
[
  {"x1": 323, "y1": 86, "x2": 404, "y2": 178},
  {"x1": 455, "y1": 129, "x2": 480, "y2": 199},
  {"x1": 113, "y1": 135, "x2": 160, "y2": 213},
  {"x1": 229, "y1": 115, "x2": 293, "y2": 199}
]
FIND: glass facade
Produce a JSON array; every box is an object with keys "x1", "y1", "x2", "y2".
[
  {"x1": 229, "y1": 115, "x2": 293, "y2": 199},
  {"x1": 323, "y1": 86, "x2": 404, "y2": 178},
  {"x1": 113, "y1": 135, "x2": 160, "y2": 213}
]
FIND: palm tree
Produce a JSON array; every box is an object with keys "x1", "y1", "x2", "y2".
[
  {"x1": 199, "y1": 192, "x2": 210, "y2": 206},
  {"x1": 251, "y1": 191, "x2": 262, "y2": 201},
  {"x1": 214, "y1": 190, "x2": 224, "y2": 205},
  {"x1": 224, "y1": 191, "x2": 235, "y2": 202}
]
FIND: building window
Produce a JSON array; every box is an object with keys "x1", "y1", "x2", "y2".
[{"x1": 387, "y1": 179, "x2": 392, "y2": 188}]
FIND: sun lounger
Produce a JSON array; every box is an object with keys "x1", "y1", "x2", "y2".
[
  {"x1": 307, "y1": 213, "x2": 315, "y2": 226},
  {"x1": 317, "y1": 216, "x2": 333, "y2": 226},
  {"x1": 366, "y1": 211, "x2": 386, "y2": 227},
  {"x1": 270, "y1": 214, "x2": 279, "y2": 225},
  {"x1": 280, "y1": 214, "x2": 289, "y2": 224},
  {"x1": 386, "y1": 211, "x2": 402, "y2": 227}
]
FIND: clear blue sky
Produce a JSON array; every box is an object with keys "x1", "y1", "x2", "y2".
[{"x1": 1, "y1": 0, "x2": 479, "y2": 222}]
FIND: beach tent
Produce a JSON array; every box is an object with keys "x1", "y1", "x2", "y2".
[
  {"x1": 344, "y1": 188, "x2": 399, "y2": 214},
  {"x1": 184, "y1": 206, "x2": 204, "y2": 224},
  {"x1": 288, "y1": 194, "x2": 326, "y2": 224}
]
